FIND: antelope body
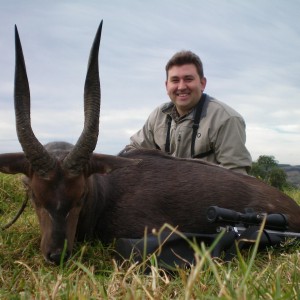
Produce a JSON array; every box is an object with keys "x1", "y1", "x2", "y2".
[{"x1": 1, "y1": 22, "x2": 300, "y2": 265}]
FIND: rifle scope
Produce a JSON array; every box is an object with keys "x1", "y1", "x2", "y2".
[{"x1": 206, "y1": 206, "x2": 288, "y2": 230}]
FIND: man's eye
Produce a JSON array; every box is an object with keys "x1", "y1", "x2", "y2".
[{"x1": 185, "y1": 77, "x2": 193, "y2": 82}]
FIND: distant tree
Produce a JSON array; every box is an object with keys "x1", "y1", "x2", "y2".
[
  {"x1": 250, "y1": 155, "x2": 277, "y2": 179},
  {"x1": 250, "y1": 155, "x2": 288, "y2": 190},
  {"x1": 269, "y1": 168, "x2": 288, "y2": 190}
]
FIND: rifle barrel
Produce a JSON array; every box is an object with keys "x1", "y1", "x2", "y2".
[{"x1": 235, "y1": 226, "x2": 300, "y2": 239}]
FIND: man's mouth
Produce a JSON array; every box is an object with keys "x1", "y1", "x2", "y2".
[{"x1": 176, "y1": 92, "x2": 190, "y2": 100}]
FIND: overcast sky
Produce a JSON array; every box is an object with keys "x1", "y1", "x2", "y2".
[{"x1": 1, "y1": 0, "x2": 300, "y2": 165}]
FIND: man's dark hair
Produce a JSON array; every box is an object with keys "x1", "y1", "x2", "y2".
[{"x1": 165, "y1": 50, "x2": 204, "y2": 79}]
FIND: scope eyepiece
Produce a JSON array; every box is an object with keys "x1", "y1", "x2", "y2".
[{"x1": 206, "y1": 206, "x2": 241, "y2": 223}]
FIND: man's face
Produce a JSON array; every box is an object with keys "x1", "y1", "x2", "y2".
[{"x1": 166, "y1": 64, "x2": 207, "y2": 116}]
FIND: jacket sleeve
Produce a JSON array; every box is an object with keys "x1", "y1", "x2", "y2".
[
  {"x1": 127, "y1": 108, "x2": 159, "y2": 151},
  {"x1": 213, "y1": 116, "x2": 252, "y2": 174}
]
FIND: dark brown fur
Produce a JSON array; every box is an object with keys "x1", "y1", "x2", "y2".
[{"x1": 90, "y1": 148, "x2": 300, "y2": 243}]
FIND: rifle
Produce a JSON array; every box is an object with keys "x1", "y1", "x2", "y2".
[
  {"x1": 206, "y1": 206, "x2": 300, "y2": 260},
  {"x1": 114, "y1": 207, "x2": 300, "y2": 271}
]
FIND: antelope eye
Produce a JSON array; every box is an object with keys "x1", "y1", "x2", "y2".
[
  {"x1": 79, "y1": 189, "x2": 88, "y2": 203},
  {"x1": 30, "y1": 192, "x2": 41, "y2": 206},
  {"x1": 76, "y1": 194, "x2": 86, "y2": 207}
]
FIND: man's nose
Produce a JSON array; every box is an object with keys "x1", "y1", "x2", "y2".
[{"x1": 177, "y1": 80, "x2": 187, "y2": 90}]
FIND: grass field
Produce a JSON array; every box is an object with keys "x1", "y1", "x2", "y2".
[{"x1": 0, "y1": 173, "x2": 299, "y2": 299}]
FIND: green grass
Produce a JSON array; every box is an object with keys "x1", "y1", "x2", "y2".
[{"x1": 0, "y1": 173, "x2": 300, "y2": 299}]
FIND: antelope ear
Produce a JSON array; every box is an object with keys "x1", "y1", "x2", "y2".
[
  {"x1": 88, "y1": 153, "x2": 141, "y2": 175},
  {"x1": 0, "y1": 153, "x2": 30, "y2": 175}
]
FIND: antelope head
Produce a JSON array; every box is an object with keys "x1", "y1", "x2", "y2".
[{"x1": 0, "y1": 22, "x2": 139, "y2": 264}]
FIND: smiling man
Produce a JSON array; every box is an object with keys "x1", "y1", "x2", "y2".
[{"x1": 125, "y1": 50, "x2": 252, "y2": 174}]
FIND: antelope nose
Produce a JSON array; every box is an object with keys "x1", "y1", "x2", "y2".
[{"x1": 48, "y1": 250, "x2": 70, "y2": 265}]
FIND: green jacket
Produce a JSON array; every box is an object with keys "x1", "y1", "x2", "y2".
[{"x1": 128, "y1": 94, "x2": 252, "y2": 174}]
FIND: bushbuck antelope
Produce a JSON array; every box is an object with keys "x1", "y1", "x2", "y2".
[{"x1": 0, "y1": 22, "x2": 300, "y2": 265}]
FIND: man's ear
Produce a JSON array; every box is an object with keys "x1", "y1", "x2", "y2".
[
  {"x1": 88, "y1": 153, "x2": 141, "y2": 175},
  {"x1": 200, "y1": 76, "x2": 207, "y2": 91}
]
